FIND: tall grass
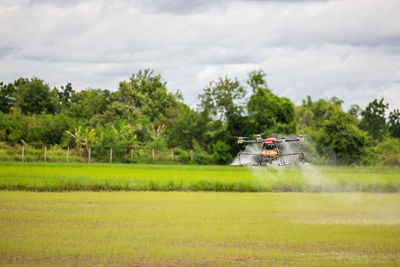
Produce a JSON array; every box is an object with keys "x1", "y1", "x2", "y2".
[{"x1": 0, "y1": 162, "x2": 399, "y2": 192}]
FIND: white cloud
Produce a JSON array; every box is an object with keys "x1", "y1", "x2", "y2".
[{"x1": 0, "y1": 0, "x2": 399, "y2": 110}]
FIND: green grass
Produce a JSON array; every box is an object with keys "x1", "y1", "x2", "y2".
[
  {"x1": 0, "y1": 191, "x2": 399, "y2": 265},
  {"x1": 0, "y1": 162, "x2": 399, "y2": 192}
]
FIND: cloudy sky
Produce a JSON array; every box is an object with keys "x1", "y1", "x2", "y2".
[{"x1": 1, "y1": 0, "x2": 399, "y2": 110}]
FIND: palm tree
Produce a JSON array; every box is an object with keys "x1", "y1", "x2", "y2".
[
  {"x1": 113, "y1": 121, "x2": 142, "y2": 153},
  {"x1": 147, "y1": 123, "x2": 166, "y2": 152},
  {"x1": 82, "y1": 127, "x2": 98, "y2": 156},
  {"x1": 66, "y1": 126, "x2": 83, "y2": 156}
]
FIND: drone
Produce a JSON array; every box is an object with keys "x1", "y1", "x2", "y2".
[{"x1": 235, "y1": 134, "x2": 306, "y2": 166}]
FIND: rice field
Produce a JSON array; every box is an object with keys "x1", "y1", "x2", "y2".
[
  {"x1": 0, "y1": 191, "x2": 399, "y2": 266},
  {"x1": 1, "y1": 163, "x2": 399, "y2": 265},
  {"x1": 0, "y1": 162, "x2": 399, "y2": 192}
]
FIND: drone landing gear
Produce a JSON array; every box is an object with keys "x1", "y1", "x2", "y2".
[{"x1": 278, "y1": 153, "x2": 288, "y2": 166}]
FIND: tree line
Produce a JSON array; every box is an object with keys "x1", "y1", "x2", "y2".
[{"x1": 0, "y1": 69, "x2": 399, "y2": 165}]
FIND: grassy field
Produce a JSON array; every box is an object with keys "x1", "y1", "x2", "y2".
[
  {"x1": 0, "y1": 191, "x2": 399, "y2": 265},
  {"x1": 1, "y1": 163, "x2": 399, "y2": 265},
  {"x1": 0, "y1": 162, "x2": 399, "y2": 192}
]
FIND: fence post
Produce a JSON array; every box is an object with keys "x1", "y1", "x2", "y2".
[
  {"x1": 171, "y1": 149, "x2": 174, "y2": 161},
  {"x1": 44, "y1": 146, "x2": 47, "y2": 162},
  {"x1": 21, "y1": 146, "x2": 24, "y2": 162},
  {"x1": 151, "y1": 148, "x2": 154, "y2": 160},
  {"x1": 67, "y1": 147, "x2": 69, "y2": 163},
  {"x1": 190, "y1": 149, "x2": 193, "y2": 162},
  {"x1": 88, "y1": 147, "x2": 91, "y2": 163},
  {"x1": 110, "y1": 147, "x2": 113, "y2": 164}
]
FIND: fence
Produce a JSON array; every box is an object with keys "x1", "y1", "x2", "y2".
[{"x1": 0, "y1": 145, "x2": 200, "y2": 164}]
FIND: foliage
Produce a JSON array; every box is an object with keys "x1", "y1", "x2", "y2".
[
  {"x1": 246, "y1": 70, "x2": 296, "y2": 135},
  {"x1": 375, "y1": 137, "x2": 400, "y2": 166},
  {"x1": 360, "y1": 98, "x2": 389, "y2": 143},
  {"x1": 297, "y1": 97, "x2": 372, "y2": 165},
  {"x1": 211, "y1": 140, "x2": 233, "y2": 164},
  {"x1": 58, "y1": 82, "x2": 74, "y2": 108},
  {"x1": 247, "y1": 69, "x2": 268, "y2": 93},
  {"x1": 247, "y1": 87, "x2": 296, "y2": 134},
  {"x1": 0, "y1": 82, "x2": 16, "y2": 113},
  {"x1": 27, "y1": 113, "x2": 73, "y2": 145},
  {"x1": 116, "y1": 69, "x2": 181, "y2": 124},
  {"x1": 68, "y1": 88, "x2": 113, "y2": 121},
  {"x1": 388, "y1": 109, "x2": 400, "y2": 138},
  {"x1": 0, "y1": 70, "x2": 399, "y2": 165},
  {"x1": 66, "y1": 126, "x2": 84, "y2": 156},
  {"x1": 112, "y1": 120, "x2": 142, "y2": 152},
  {"x1": 165, "y1": 104, "x2": 208, "y2": 150},
  {"x1": 81, "y1": 127, "x2": 97, "y2": 156},
  {"x1": 313, "y1": 108, "x2": 369, "y2": 165},
  {"x1": 0, "y1": 108, "x2": 30, "y2": 144},
  {"x1": 14, "y1": 78, "x2": 59, "y2": 114},
  {"x1": 198, "y1": 76, "x2": 246, "y2": 123},
  {"x1": 147, "y1": 123, "x2": 167, "y2": 151}
]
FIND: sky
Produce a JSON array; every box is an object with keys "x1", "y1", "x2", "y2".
[{"x1": 0, "y1": 0, "x2": 399, "y2": 110}]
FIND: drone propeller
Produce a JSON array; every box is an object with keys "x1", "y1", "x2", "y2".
[
  {"x1": 297, "y1": 134, "x2": 308, "y2": 141},
  {"x1": 235, "y1": 135, "x2": 265, "y2": 144},
  {"x1": 275, "y1": 135, "x2": 308, "y2": 143},
  {"x1": 253, "y1": 134, "x2": 264, "y2": 142},
  {"x1": 235, "y1": 136, "x2": 250, "y2": 144}
]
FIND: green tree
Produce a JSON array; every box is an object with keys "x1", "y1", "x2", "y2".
[
  {"x1": 66, "y1": 126, "x2": 84, "y2": 156},
  {"x1": 116, "y1": 69, "x2": 180, "y2": 124},
  {"x1": 247, "y1": 72, "x2": 296, "y2": 135},
  {"x1": 14, "y1": 78, "x2": 59, "y2": 114},
  {"x1": 376, "y1": 137, "x2": 400, "y2": 166},
  {"x1": 0, "y1": 82, "x2": 16, "y2": 113},
  {"x1": 198, "y1": 76, "x2": 247, "y2": 156},
  {"x1": 112, "y1": 121, "x2": 142, "y2": 153},
  {"x1": 211, "y1": 140, "x2": 232, "y2": 164},
  {"x1": 360, "y1": 98, "x2": 389, "y2": 144},
  {"x1": 69, "y1": 89, "x2": 113, "y2": 121},
  {"x1": 92, "y1": 122, "x2": 119, "y2": 161},
  {"x1": 82, "y1": 127, "x2": 98, "y2": 156},
  {"x1": 297, "y1": 96, "x2": 345, "y2": 132},
  {"x1": 348, "y1": 104, "x2": 361, "y2": 117},
  {"x1": 0, "y1": 108, "x2": 29, "y2": 144},
  {"x1": 297, "y1": 97, "x2": 371, "y2": 165},
  {"x1": 199, "y1": 76, "x2": 246, "y2": 124},
  {"x1": 58, "y1": 83, "x2": 74, "y2": 108},
  {"x1": 388, "y1": 109, "x2": 400, "y2": 138},
  {"x1": 313, "y1": 105, "x2": 369, "y2": 165},
  {"x1": 247, "y1": 70, "x2": 268, "y2": 93},
  {"x1": 27, "y1": 113, "x2": 73, "y2": 145},
  {"x1": 147, "y1": 123, "x2": 167, "y2": 152},
  {"x1": 165, "y1": 104, "x2": 205, "y2": 150}
]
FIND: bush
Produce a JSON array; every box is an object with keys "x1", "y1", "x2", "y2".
[
  {"x1": 211, "y1": 141, "x2": 232, "y2": 164},
  {"x1": 194, "y1": 151, "x2": 214, "y2": 165},
  {"x1": 173, "y1": 148, "x2": 191, "y2": 163},
  {"x1": 376, "y1": 137, "x2": 400, "y2": 166}
]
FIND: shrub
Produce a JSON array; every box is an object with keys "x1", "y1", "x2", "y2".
[
  {"x1": 376, "y1": 137, "x2": 400, "y2": 166},
  {"x1": 211, "y1": 140, "x2": 232, "y2": 164},
  {"x1": 194, "y1": 151, "x2": 214, "y2": 165}
]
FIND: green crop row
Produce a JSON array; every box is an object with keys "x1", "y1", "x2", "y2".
[{"x1": 1, "y1": 162, "x2": 399, "y2": 192}]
